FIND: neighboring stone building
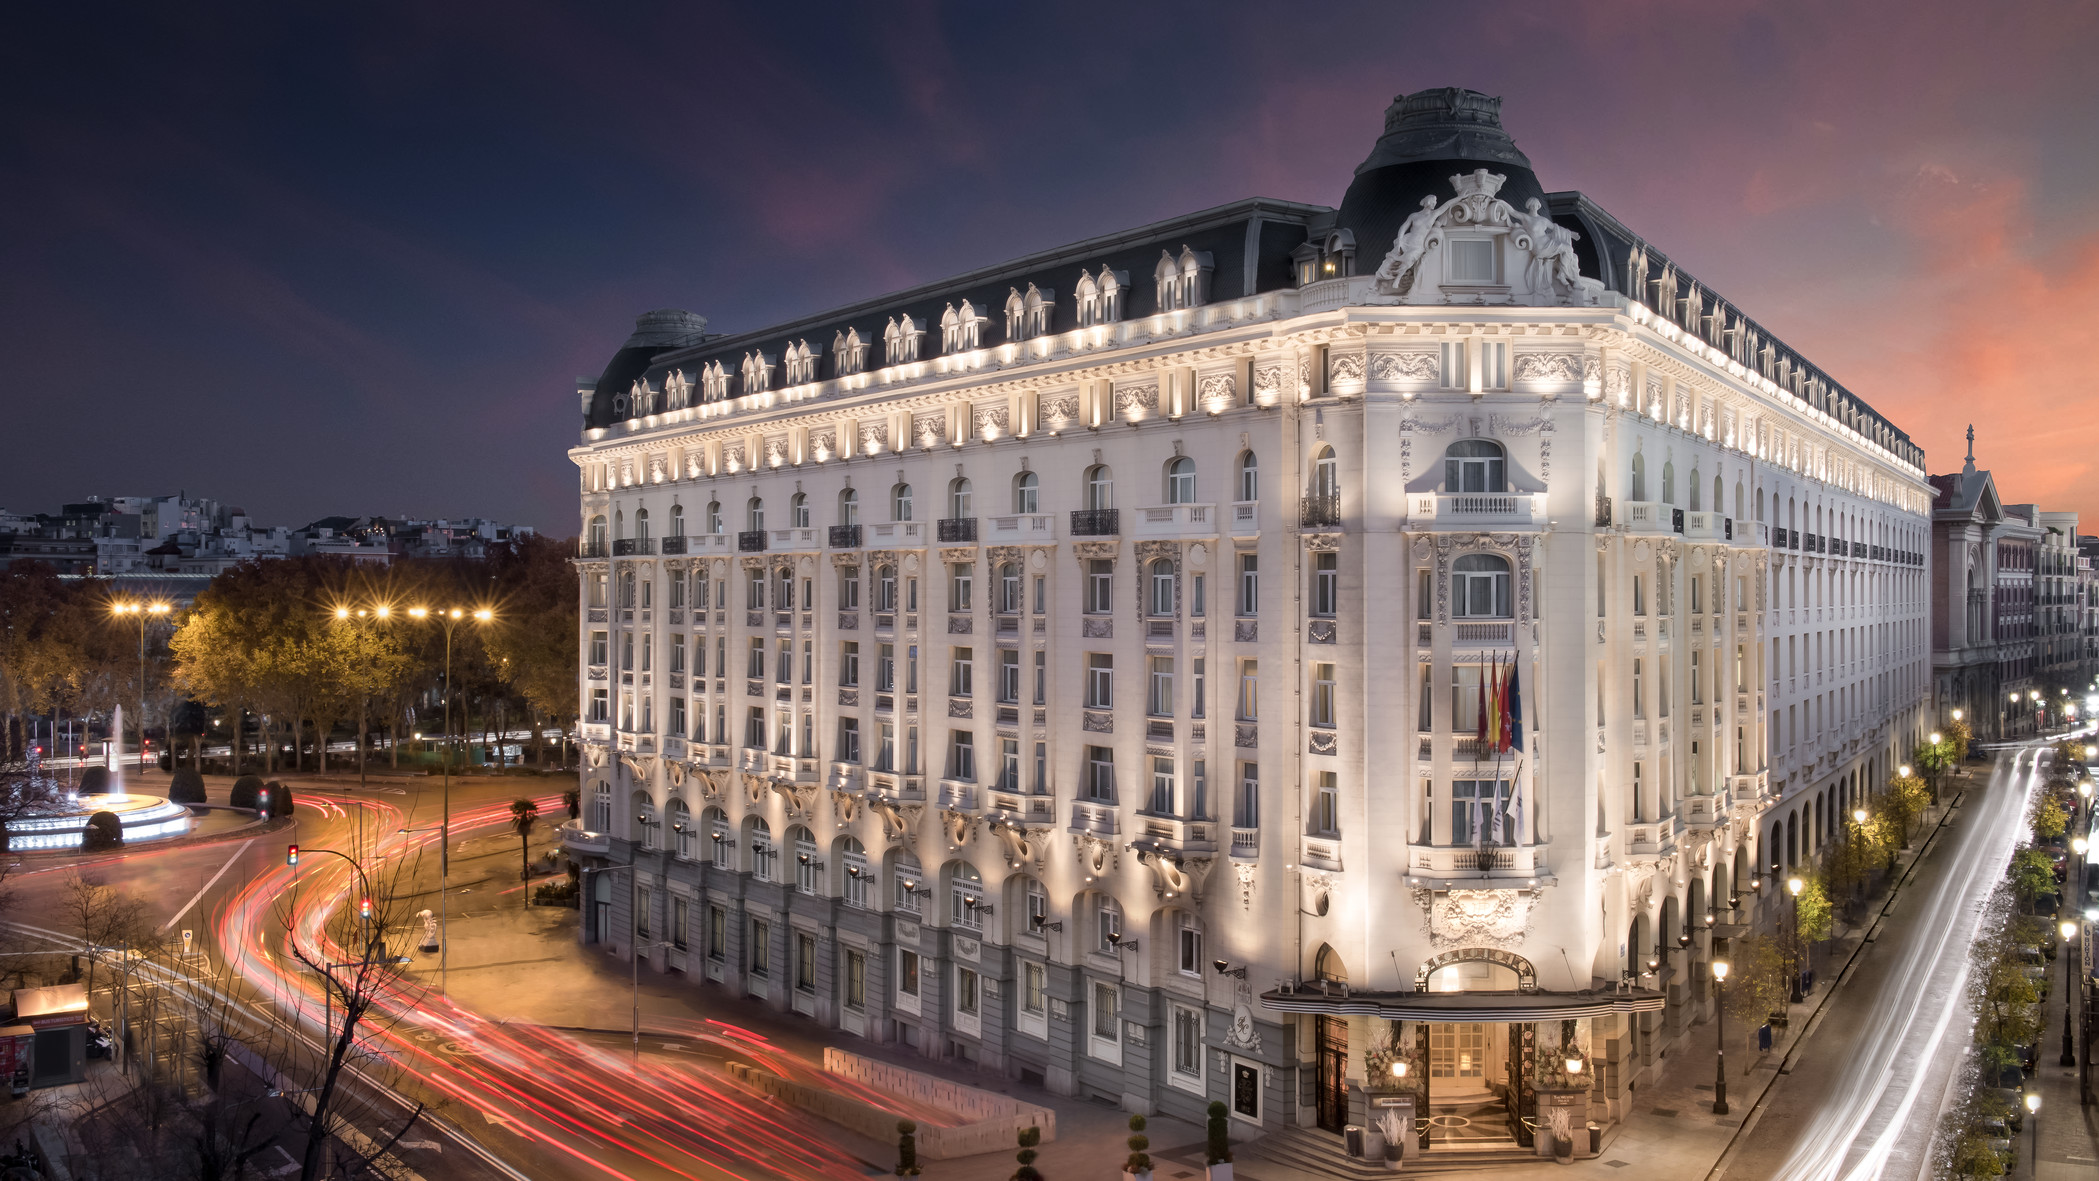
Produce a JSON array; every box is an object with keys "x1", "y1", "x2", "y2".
[{"x1": 563, "y1": 88, "x2": 1933, "y2": 1155}]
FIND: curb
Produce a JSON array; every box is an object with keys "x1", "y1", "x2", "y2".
[{"x1": 1702, "y1": 780, "x2": 1970, "y2": 1180}]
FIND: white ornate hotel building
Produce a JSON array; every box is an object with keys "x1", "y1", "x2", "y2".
[{"x1": 563, "y1": 88, "x2": 1934, "y2": 1151}]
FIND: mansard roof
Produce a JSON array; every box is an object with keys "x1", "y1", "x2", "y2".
[{"x1": 579, "y1": 86, "x2": 1923, "y2": 472}]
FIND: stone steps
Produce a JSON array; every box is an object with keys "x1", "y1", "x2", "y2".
[{"x1": 1235, "y1": 1126, "x2": 1533, "y2": 1179}]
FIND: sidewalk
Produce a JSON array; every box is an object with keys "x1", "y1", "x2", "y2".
[{"x1": 2028, "y1": 940, "x2": 2099, "y2": 1180}]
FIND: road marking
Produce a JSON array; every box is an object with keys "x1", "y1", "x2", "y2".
[
  {"x1": 160, "y1": 838, "x2": 257, "y2": 934},
  {"x1": 267, "y1": 1146, "x2": 300, "y2": 1177},
  {"x1": 397, "y1": 1140, "x2": 442, "y2": 1152}
]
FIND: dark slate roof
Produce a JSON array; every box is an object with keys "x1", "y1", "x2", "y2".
[
  {"x1": 582, "y1": 198, "x2": 1325, "y2": 429},
  {"x1": 1336, "y1": 87, "x2": 1547, "y2": 276}
]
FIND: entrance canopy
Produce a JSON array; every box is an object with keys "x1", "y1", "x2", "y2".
[{"x1": 1259, "y1": 985, "x2": 1664, "y2": 1022}]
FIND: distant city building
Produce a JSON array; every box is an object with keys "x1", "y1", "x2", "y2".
[
  {"x1": 0, "y1": 494, "x2": 535, "y2": 578},
  {"x1": 563, "y1": 87, "x2": 1934, "y2": 1151}
]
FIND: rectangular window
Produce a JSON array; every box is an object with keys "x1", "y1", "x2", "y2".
[
  {"x1": 949, "y1": 731, "x2": 976, "y2": 781},
  {"x1": 1191, "y1": 573, "x2": 1205, "y2": 618},
  {"x1": 998, "y1": 737, "x2": 1020, "y2": 792},
  {"x1": 1451, "y1": 778, "x2": 1513, "y2": 844},
  {"x1": 1087, "y1": 654, "x2": 1114, "y2": 709},
  {"x1": 1418, "y1": 663, "x2": 1433, "y2": 732},
  {"x1": 898, "y1": 949, "x2": 920, "y2": 997},
  {"x1": 1086, "y1": 745, "x2": 1116, "y2": 802},
  {"x1": 1235, "y1": 763, "x2": 1259, "y2": 828},
  {"x1": 1311, "y1": 552, "x2": 1338, "y2": 617},
  {"x1": 1238, "y1": 553, "x2": 1259, "y2": 616},
  {"x1": 998, "y1": 649, "x2": 1020, "y2": 703},
  {"x1": 842, "y1": 641, "x2": 860, "y2": 687},
  {"x1": 777, "y1": 638, "x2": 792, "y2": 684},
  {"x1": 1150, "y1": 756, "x2": 1176, "y2": 814},
  {"x1": 747, "y1": 638, "x2": 765, "y2": 679},
  {"x1": 1418, "y1": 569, "x2": 1432, "y2": 619},
  {"x1": 877, "y1": 643, "x2": 896, "y2": 692},
  {"x1": 876, "y1": 722, "x2": 896, "y2": 772},
  {"x1": 1237, "y1": 659, "x2": 1258, "y2": 721},
  {"x1": 635, "y1": 886, "x2": 652, "y2": 939},
  {"x1": 1310, "y1": 771, "x2": 1338, "y2": 836},
  {"x1": 745, "y1": 706, "x2": 767, "y2": 749},
  {"x1": 845, "y1": 950, "x2": 866, "y2": 1010},
  {"x1": 1033, "y1": 574, "x2": 1046, "y2": 615},
  {"x1": 796, "y1": 932, "x2": 816, "y2": 992},
  {"x1": 708, "y1": 906, "x2": 726, "y2": 961},
  {"x1": 1148, "y1": 656, "x2": 1174, "y2": 716},
  {"x1": 671, "y1": 896, "x2": 689, "y2": 950},
  {"x1": 1093, "y1": 982, "x2": 1119, "y2": 1040},
  {"x1": 1479, "y1": 340, "x2": 1508, "y2": 389},
  {"x1": 590, "y1": 688, "x2": 609, "y2": 722},
  {"x1": 670, "y1": 633, "x2": 685, "y2": 674},
  {"x1": 670, "y1": 697, "x2": 686, "y2": 736},
  {"x1": 840, "y1": 567, "x2": 860, "y2": 609},
  {"x1": 1086, "y1": 560, "x2": 1114, "y2": 614},
  {"x1": 803, "y1": 639, "x2": 813, "y2": 684},
  {"x1": 747, "y1": 570, "x2": 764, "y2": 610},
  {"x1": 838, "y1": 717, "x2": 861, "y2": 764},
  {"x1": 749, "y1": 919, "x2": 770, "y2": 977},
  {"x1": 1191, "y1": 657, "x2": 1205, "y2": 719},
  {"x1": 950, "y1": 647, "x2": 974, "y2": 697},
  {"x1": 1173, "y1": 1006, "x2": 1203, "y2": 1077},
  {"x1": 1032, "y1": 741, "x2": 1047, "y2": 794},
  {"x1": 1310, "y1": 663, "x2": 1336, "y2": 728},
  {"x1": 1033, "y1": 650, "x2": 1046, "y2": 705},
  {"x1": 1439, "y1": 340, "x2": 1469, "y2": 389},
  {"x1": 956, "y1": 965, "x2": 979, "y2": 1017},
  {"x1": 1178, "y1": 915, "x2": 1202, "y2": 976},
  {"x1": 1023, "y1": 962, "x2": 1046, "y2": 1015},
  {"x1": 589, "y1": 631, "x2": 608, "y2": 666},
  {"x1": 949, "y1": 565, "x2": 973, "y2": 613}
]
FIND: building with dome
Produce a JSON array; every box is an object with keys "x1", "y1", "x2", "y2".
[{"x1": 562, "y1": 87, "x2": 1934, "y2": 1158}]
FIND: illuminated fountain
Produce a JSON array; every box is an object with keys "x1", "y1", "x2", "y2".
[{"x1": 4, "y1": 703, "x2": 191, "y2": 852}]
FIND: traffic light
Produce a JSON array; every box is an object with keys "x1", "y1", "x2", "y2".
[
  {"x1": 359, "y1": 897, "x2": 373, "y2": 922},
  {"x1": 257, "y1": 788, "x2": 270, "y2": 816},
  {"x1": 286, "y1": 844, "x2": 299, "y2": 867}
]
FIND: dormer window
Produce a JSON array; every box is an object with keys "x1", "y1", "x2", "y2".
[
  {"x1": 1154, "y1": 245, "x2": 1213, "y2": 312},
  {"x1": 664, "y1": 369, "x2": 691, "y2": 409},
  {"x1": 782, "y1": 340, "x2": 821, "y2": 385},
  {"x1": 1004, "y1": 284, "x2": 1055, "y2": 341},
  {"x1": 1292, "y1": 231, "x2": 1357, "y2": 286},
  {"x1": 939, "y1": 300, "x2": 987, "y2": 354},
  {"x1": 1075, "y1": 266, "x2": 1126, "y2": 327},
  {"x1": 883, "y1": 315, "x2": 923, "y2": 365},
  {"x1": 1443, "y1": 439, "x2": 1507, "y2": 493},
  {"x1": 834, "y1": 327, "x2": 869, "y2": 376},
  {"x1": 740, "y1": 351, "x2": 774, "y2": 395},
  {"x1": 1446, "y1": 236, "x2": 1498, "y2": 285},
  {"x1": 701, "y1": 360, "x2": 731, "y2": 402}
]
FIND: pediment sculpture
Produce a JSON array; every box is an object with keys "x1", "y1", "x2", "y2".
[{"x1": 1373, "y1": 169, "x2": 1606, "y2": 307}]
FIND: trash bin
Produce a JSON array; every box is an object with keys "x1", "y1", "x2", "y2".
[
  {"x1": 1345, "y1": 1126, "x2": 1365, "y2": 1157},
  {"x1": 1758, "y1": 1023, "x2": 1773, "y2": 1052},
  {"x1": 1589, "y1": 1123, "x2": 1601, "y2": 1155}
]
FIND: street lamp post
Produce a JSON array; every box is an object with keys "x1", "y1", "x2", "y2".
[
  {"x1": 1786, "y1": 876, "x2": 1805, "y2": 1004},
  {"x1": 1711, "y1": 958, "x2": 1730, "y2": 1115},
  {"x1": 2025, "y1": 1092, "x2": 2040, "y2": 1169},
  {"x1": 398, "y1": 824, "x2": 449, "y2": 997},
  {"x1": 2063, "y1": 919, "x2": 2079, "y2": 1067},
  {"x1": 109, "y1": 601, "x2": 170, "y2": 773},
  {"x1": 407, "y1": 606, "x2": 494, "y2": 880},
  {"x1": 581, "y1": 863, "x2": 667, "y2": 1064}
]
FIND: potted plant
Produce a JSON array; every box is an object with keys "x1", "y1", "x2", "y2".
[
  {"x1": 1375, "y1": 1109, "x2": 1406, "y2": 1170},
  {"x1": 1125, "y1": 1114, "x2": 1152, "y2": 1181},
  {"x1": 1204, "y1": 1100, "x2": 1233, "y2": 1181},
  {"x1": 894, "y1": 1119, "x2": 921, "y2": 1177}
]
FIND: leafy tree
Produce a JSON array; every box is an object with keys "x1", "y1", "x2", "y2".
[
  {"x1": 1124, "y1": 1114, "x2": 1151, "y2": 1176},
  {"x1": 1011, "y1": 1125, "x2": 1041, "y2": 1181},
  {"x1": 1795, "y1": 875, "x2": 1833, "y2": 943},
  {"x1": 1724, "y1": 934, "x2": 1789, "y2": 1031},
  {"x1": 1884, "y1": 773, "x2": 1931, "y2": 844},
  {"x1": 479, "y1": 536, "x2": 578, "y2": 767},
  {"x1": 1946, "y1": 716, "x2": 1973, "y2": 764},
  {"x1": 2009, "y1": 849, "x2": 2055, "y2": 903},
  {"x1": 2032, "y1": 794, "x2": 2067, "y2": 841}
]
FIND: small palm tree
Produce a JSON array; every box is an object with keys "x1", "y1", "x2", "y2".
[{"x1": 511, "y1": 798, "x2": 540, "y2": 881}]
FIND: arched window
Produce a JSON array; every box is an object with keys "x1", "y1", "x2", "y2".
[
  {"x1": 839, "y1": 836, "x2": 870, "y2": 907},
  {"x1": 1688, "y1": 467, "x2": 1702, "y2": 511},
  {"x1": 748, "y1": 817, "x2": 775, "y2": 881},
  {"x1": 1164, "y1": 457, "x2": 1196, "y2": 505},
  {"x1": 1149, "y1": 559, "x2": 1177, "y2": 616},
  {"x1": 1714, "y1": 475, "x2": 1724, "y2": 516},
  {"x1": 790, "y1": 492, "x2": 809, "y2": 529},
  {"x1": 1310, "y1": 446, "x2": 1339, "y2": 499},
  {"x1": 746, "y1": 497, "x2": 765, "y2": 533},
  {"x1": 704, "y1": 805, "x2": 730, "y2": 868},
  {"x1": 1237, "y1": 452, "x2": 1259, "y2": 502},
  {"x1": 838, "y1": 488, "x2": 859, "y2": 527},
  {"x1": 1452, "y1": 553, "x2": 1513, "y2": 618},
  {"x1": 892, "y1": 483, "x2": 914, "y2": 521},
  {"x1": 706, "y1": 500, "x2": 722, "y2": 534},
  {"x1": 669, "y1": 798, "x2": 693, "y2": 859},
  {"x1": 998, "y1": 562, "x2": 1022, "y2": 614},
  {"x1": 1314, "y1": 944, "x2": 1347, "y2": 985},
  {"x1": 634, "y1": 507, "x2": 650, "y2": 544},
  {"x1": 948, "y1": 477, "x2": 973, "y2": 519},
  {"x1": 1735, "y1": 480, "x2": 1745, "y2": 520},
  {"x1": 613, "y1": 509, "x2": 624, "y2": 539},
  {"x1": 587, "y1": 515, "x2": 607, "y2": 552},
  {"x1": 1443, "y1": 440, "x2": 1506, "y2": 494},
  {"x1": 1630, "y1": 453, "x2": 1647, "y2": 502},
  {"x1": 633, "y1": 790, "x2": 657, "y2": 850},
  {"x1": 1661, "y1": 461, "x2": 1676, "y2": 505},
  {"x1": 1084, "y1": 464, "x2": 1114, "y2": 510},
  {"x1": 1012, "y1": 471, "x2": 1039, "y2": 514},
  {"x1": 790, "y1": 825, "x2": 819, "y2": 894},
  {"x1": 669, "y1": 504, "x2": 684, "y2": 536},
  {"x1": 1095, "y1": 894, "x2": 1125, "y2": 953},
  {"x1": 949, "y1": 861, "x2": 986, "y2": 930},
  {"x1": 893, "y1": 854, "x2": 925, "y2": 915}
]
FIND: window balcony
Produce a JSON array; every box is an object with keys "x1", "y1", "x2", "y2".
[
  {"x1": 937, "y1": 780, "x2": 980, "y2": 812},
  {"x1": 658, "y1": 535, "x2": 688, "y2": 555},
  {"x1": 1131, "y1": 503, "x2": 1217, "y2": 540},
  {"x1": 576, "y1": 540, "x2": 609, "y2": 558},
  {"x1": 986, "y1": 513, "x2": 1057, "y2": 541},
  {"x1": 1400, "y1": 841, "x2": 1550, "y2": 887},
  {"x1": 737, "y1": 530, "x2": 768, "y2": 552},
  {"x1": 866, "y1": 775, "x2": 925, "y2": 803},
  {"x1": 771, "y1": 528, "x2": 818, "y2": 550},
  {"x1": 1230, "y1": 826, "x2": 1260, "y2": 859},
  {"x1": 1230, "y1": 500, "x2": 1259, "y2": 531},
  {"x1": 1405, "y1": 493, "x2": 1542, "y2": 530},
  {"x1": 1682, "y1": 513, "x2": 1734, "y2": 542},
  {"x1": 1622, "y1": 501, "x2": 1668, "y2": 533},
  {"x1": 937, "y1": 517, "x2": 978, "y2": 543},
  {"x1": 869, "y1": 521, "x2": 926, "y2": 544},
  {"x1": 1298, "y1": 495, "x2": 1341, "y2": 528},
  {"x1": 1132, "y1": 814, "x2": 1217, "y2": 854},
  {"x1": 829, "y1": 524, "x2": 862, "y2": 548},
  {"x1": 1070, "y1": 508, "x2": 1120, "y2": 537},
  {"x1": 1067, "y1": 801, "x2": 1119, "y2": 835},
  {"x1": 1452, "y1": 620, "x2": 1512, "y2": 645},
  {"x1": 613, "y1": 537, "x2": 656, "y2": 556},
  {"x1": 557, "y1": 818, "x2": 610, "y2": 857}
]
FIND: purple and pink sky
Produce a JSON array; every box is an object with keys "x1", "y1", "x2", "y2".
[{"x1": 4, "y1": 2, "x2": 2095, "y2": 534}]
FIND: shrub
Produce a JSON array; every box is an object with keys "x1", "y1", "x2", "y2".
[
  {"x1": 894, "y1": 1120, "x2": 920, "y2": 1177},
  {"x1": 1125, "y1": 1114, "x2": 1151, "y2": 1176},
  {"x1": 1206, "y1": 1100, "x2": 1232, "y2": 1165},
  {"x1": 1011, "y1": 1125, "x2": 1041, "y2": 1181},
  {"x1": 167, "y1": 769, "x2": 206, "y2": 805},
  {"x1": 532, "y1": 878, "x2": 579, "y2": 908},
  {"x1": 82, "y1": 811, "x2": 123, "y2": 851},
  {"x1": 229, "y1": 775, "x2": 265, "y2": 810},
  {"x1": 79, "y1": 767, "x2": 110, "y2": 795},
  {"x1": 267, "y1": 782, "x2": 294, "y2": 817}
]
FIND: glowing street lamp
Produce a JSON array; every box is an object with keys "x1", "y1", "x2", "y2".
[
  {"x1": 1787, "y1": 876, "x2": 1806, "y2": 1003},
  {"x1": 109, "y1": 600, "x2": 172, "y2": 775},
  {"x1": 1711, "y1": 958, "x2": 1731, "y2": 1115}
]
